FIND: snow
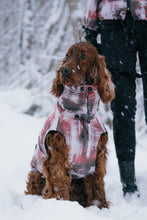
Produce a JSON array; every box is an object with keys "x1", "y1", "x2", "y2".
[{"x1": 0, "y1": 90, "x2": 147, "y2": 220}]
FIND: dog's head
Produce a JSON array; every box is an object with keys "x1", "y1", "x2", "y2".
[{"x1": 51, "y1": 42, "x2": 115, "y2": 103}]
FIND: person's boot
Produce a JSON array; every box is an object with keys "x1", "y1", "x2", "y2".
[{"x1": 118, "y1": 160, "x2": 140, "y2": 197}]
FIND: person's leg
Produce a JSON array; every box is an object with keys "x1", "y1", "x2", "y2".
[
  {"x1": 100, "y1": 21, "x2": 138, "y2": 195},
  {"x1": 137, "y1": 21, "x2": 147, "y2": 124},
  {"x1": 111, "y1": 74, "x2": 136, "y2": 162},
  {"x1": 111, "y1": 73, "x2": 139, "y2": 195}
]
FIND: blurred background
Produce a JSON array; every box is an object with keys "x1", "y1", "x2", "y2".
[{"x1": 0, "y1": 0, "x2": 146, "y2": 136}]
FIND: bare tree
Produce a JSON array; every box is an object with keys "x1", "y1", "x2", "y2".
[{"x1": 19, "y1": 0, "x2": 34, "y2": 65}]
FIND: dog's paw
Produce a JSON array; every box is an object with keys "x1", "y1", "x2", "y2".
[
  {"x1": 42, "y1": 186, "x2": 52, "y2": 199},
  {"x1": 90, "y1": 199, "x2": 110, "y2": 209},
  {"x1": 97, "y1": 201, "x2": 110, "y2": 209}
]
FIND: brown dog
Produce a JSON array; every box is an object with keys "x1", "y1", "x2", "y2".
[{"x1": 25, "y1": 42, "x2": 115, "y2": 209}]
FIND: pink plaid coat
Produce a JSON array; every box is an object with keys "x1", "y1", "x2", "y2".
[
  {"x1": 31, "y1": 85, "x2": 106, "y2": 178},
  {"x1": 84, "y1": 0, "x2": 147, "y2": 31}
]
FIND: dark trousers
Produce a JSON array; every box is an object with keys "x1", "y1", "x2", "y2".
[{"x1": 100, "y1": 18, "x2": 147, "y2": 161}]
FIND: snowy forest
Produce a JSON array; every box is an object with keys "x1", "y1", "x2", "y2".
[
  {"x1": 0, "y1": 0, "x2": 86, "y2": 116},
  {"x1": 0, "y1": 1, "x2": 147, "y2": 220}
]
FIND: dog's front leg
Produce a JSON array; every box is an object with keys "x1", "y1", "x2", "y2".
[
  {"x1": 42, "y1": 160, "x2": 54, "y2": 199},
  {"x1": 42, "y1": 131, "x2": 71, "y2": 200},
  {"x1": 94, "y1": 133, "x2": 109, "y2": 208},
  {"x1": 42, "y1": 160, "x2": 71, "y2": 200},
  {"x1": 84, "y1": 133, "x2": 109, "y2": 209}
]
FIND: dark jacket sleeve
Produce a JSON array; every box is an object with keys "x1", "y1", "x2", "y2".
[
  {"x1": 84, "y1": 28, "x2": 98, "y2": 48},
  {"x1": 84, "y1": 28, "x2": 101, "y2": 54}
]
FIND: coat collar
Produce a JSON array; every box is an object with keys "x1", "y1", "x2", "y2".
[
  {"x1": 58, "y1": 85, "x2": 100, "y2": 123},
  {"x1": 63, "y1": 85, "x2": 98, "y2": 94}
]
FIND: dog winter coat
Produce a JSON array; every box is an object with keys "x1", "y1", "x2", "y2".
[{"x1": 31, "y1": 85, "x2": 106, "y2": 178}]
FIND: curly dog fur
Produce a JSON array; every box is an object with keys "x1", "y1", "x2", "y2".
[{"x1": 25, "y1": 42, "x2": 115, "y2": 209}]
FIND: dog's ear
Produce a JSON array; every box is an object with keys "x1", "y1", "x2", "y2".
[
  {"x1": 50, "y1": 66, "x2": 64, "y2": 97},
  {"x1": 93, "y1": 55, "x2": 115, "y2": 104}
]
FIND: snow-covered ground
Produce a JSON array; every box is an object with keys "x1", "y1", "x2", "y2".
[{"x1": 0, "y1": 89, "x2": 147, "y2": 220}]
